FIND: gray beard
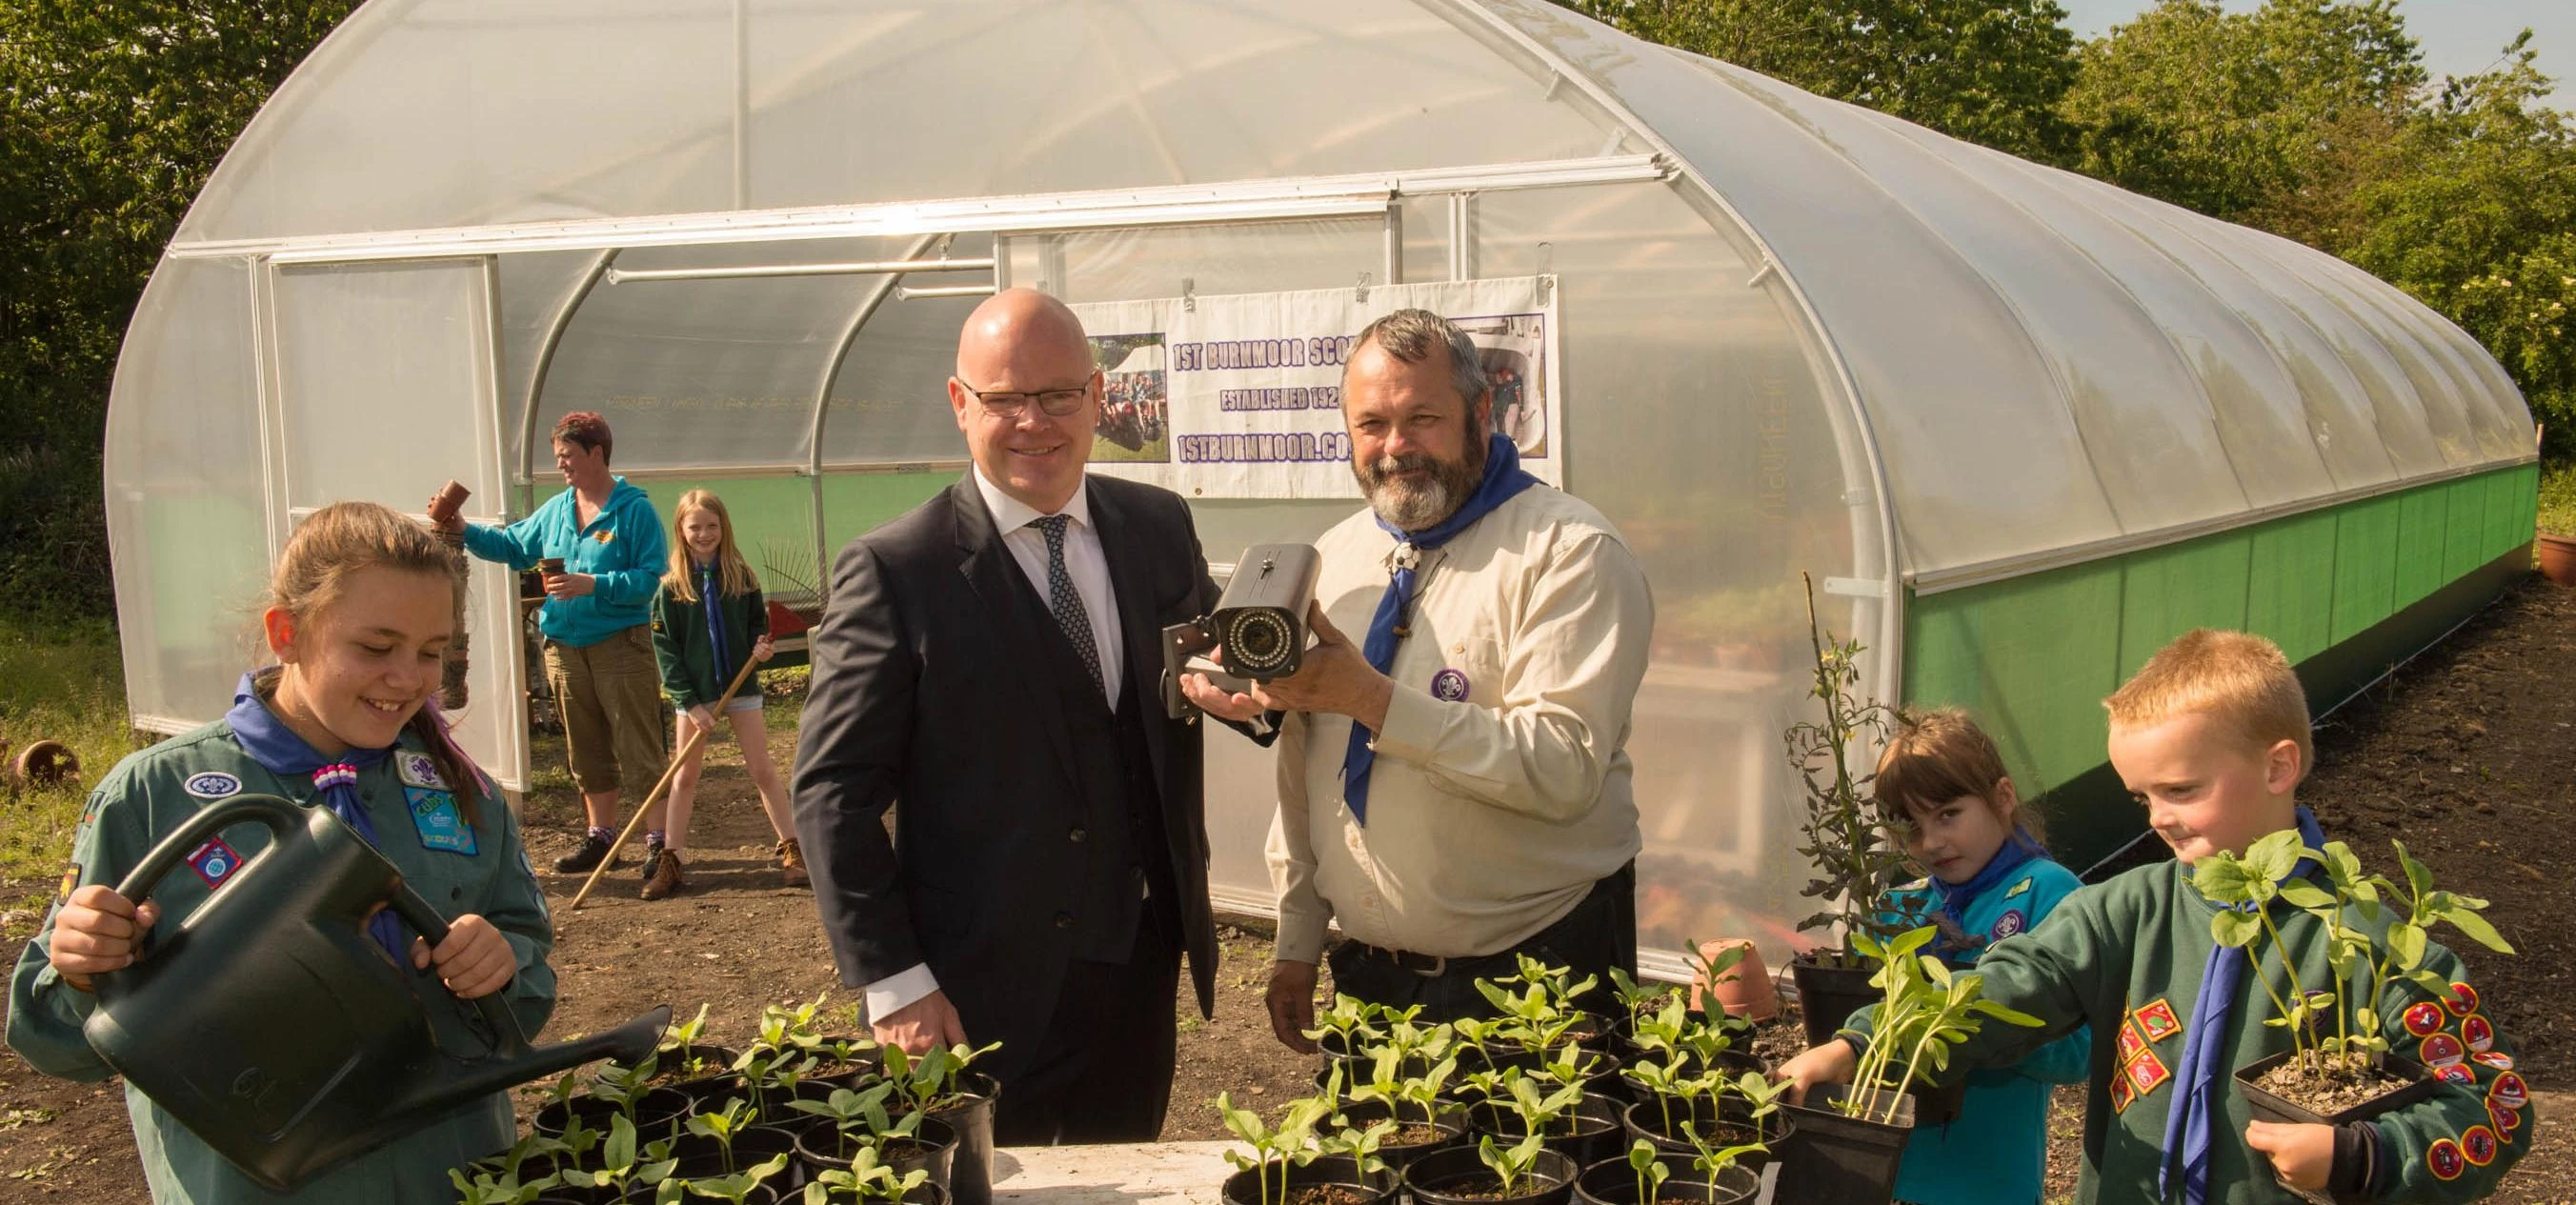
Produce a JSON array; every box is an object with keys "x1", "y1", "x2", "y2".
[{"x1": 1356, "y1": 431, "x2": 1487, "y2": 532}]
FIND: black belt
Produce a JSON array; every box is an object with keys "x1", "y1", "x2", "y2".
[{"x1": 1353, "y1": 865, "x2": 1630, "y2": 979}]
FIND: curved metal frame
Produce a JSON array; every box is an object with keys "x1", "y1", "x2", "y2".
[
  {"x1": 803, "y1": 231, "x2": 953, "y2": 597},
  {"x1": 516, "y1": 249, "x2": 620, "y2": 514}
]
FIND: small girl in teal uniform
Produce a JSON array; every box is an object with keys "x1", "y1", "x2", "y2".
[
  {"x1": 1873, "y1": 708, "x2": 2090, "y2": 1205},
  {"x1": 7, "y1": 501, "x2": 555, "y2": 1203}
]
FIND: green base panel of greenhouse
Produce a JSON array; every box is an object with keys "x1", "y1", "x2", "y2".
[{"x1": 1903, "y1": 463, "x2": 2540, "y2": 872}]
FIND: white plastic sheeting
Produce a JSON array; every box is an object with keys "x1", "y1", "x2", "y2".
[{"x1": 106, "y1": 0, "x2": 2530, "y2": 970}]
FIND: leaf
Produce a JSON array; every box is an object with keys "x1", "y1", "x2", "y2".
[
  {"x1": 2438, "y1": 907, "x2": 2517, "y2": 955},
  {"x1": 2278, "y1": 880, "x2": 2336, "y2": 910},
  {"x1": 2211, "y1": 909, "x2": 2262, "y2": 948},
  {"x1": 2246, "y1": 830, "x2": 2305, "y2": 882},
  {"x1": 2190, "y1": 856, "x2": 2254, "y2": 903},
  {"x1": 2394, "y1": 841, "x2": 2433, "y2": 901},
  {"x1": 2390, "y1": 922, "x2": 2427, "y2": 971}
]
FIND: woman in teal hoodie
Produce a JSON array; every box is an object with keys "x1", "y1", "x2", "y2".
[
  {"x1": 435, "y1": 412, "x2": 668, "y2": 877},
  {"x1": 1872, "y1": 708, "x2": 2091, "y2": 1205}
]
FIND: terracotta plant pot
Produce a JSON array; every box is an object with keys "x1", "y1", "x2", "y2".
[
  {"x1": 1692, "y1": 940, "x2": 1779, "y2": 1023},
  {"x1": 12, "y1": 739, "x2": 78, "y2": 787},
  {"x1": 2539, "y1": 532, "x2": 2576, "y2": 587}
]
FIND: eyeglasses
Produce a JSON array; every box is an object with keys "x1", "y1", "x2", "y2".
[{"x1": 955, "y1": 377, "x2": 1093, "y2": 419}]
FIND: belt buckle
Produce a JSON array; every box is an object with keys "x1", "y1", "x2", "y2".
[{"x1": 1381, "y1": 945, "x2": 1444, "y2": 976}]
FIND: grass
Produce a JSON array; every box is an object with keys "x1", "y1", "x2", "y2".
[
  {"x1": 2540, "y1": 461, "x2": 2576, "y2": 538},
  {"x1": 0, "y1": 612, "x2": 145, "y2": 916}
]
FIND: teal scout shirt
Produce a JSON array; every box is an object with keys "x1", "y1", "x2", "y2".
[
  {"x1": 461, "y1": 476, "x2": 666, "y2": 648},
  {"x1": 1845, "y1": 845, "x2": 2532, "y2": 1204},
  {"x1": 1879, "y1": 858, "x2": 2092, "y2": 1205},
  {"x1": 6, "y1": 716, "x2": 558, "y2": 1204}
]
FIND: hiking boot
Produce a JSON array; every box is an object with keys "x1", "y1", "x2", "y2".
[
  {"x1": 553, "y1": 832, "x2": 616, "y2": 874},
  {"x1": 640, "y1": 850, "x2": 687, "y2": 901},
  {"x1": 640, "y1": 837, "x2": 666, "y2": 883},
  {"x1": 778, "y1": 837, "x2": 809, "y2": 888}
]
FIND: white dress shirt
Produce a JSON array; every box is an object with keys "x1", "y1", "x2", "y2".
[
  {"x1": 1268, "y1": 484, "x2": 1653, "y2": 965},
  {"x1": 864, "y1": 467, "x2": 1128, "y2": 1023}
]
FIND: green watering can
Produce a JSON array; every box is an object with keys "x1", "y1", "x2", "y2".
[{"x1": 83, "y1": 793, "x2": 667, "y2": 1193}]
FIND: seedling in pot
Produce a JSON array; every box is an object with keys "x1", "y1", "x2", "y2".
[
  {"x1": 1532, "y1": 1041, "x2": 1609, "y2": 1095},
  {"x1": 559, "y1": 1114, "x2": 678, "y2": 1200},
  {"x1": 449, "y1": 1161, "x2": 560, "y2": 1205},
  {"x1": 1218, "y1": 1085, "x2": 1342, "y2": 1205},
  {"x1": 1451, "y1": 1015, "x2": 1519, "y2": 1067},
  {"x1": 1625, "y1": 1139, "x2": 1670, "y2": 1205},
  {"x1": 1306, "y1": 994, "x2": 1386, "y2": 1058},
  {"x1": 1349, "y1": 1046, "x2": 1459, "y2": 1126},
  {"x1": 1681, "y1": 941, "x2": 1748, "y2": 1019},
  {"x1": 883, "y1": 1040, "x2": 1001, "y2": 1115},
  {"x1": 1479, "y1": 1067, "x2": 1589, "y2": 1137},
  {"x1": 1608, "y1": 968, "x2": 1680, "y2": 1034},
  {"x1": 1319, "y1": 1115, "x2": 1399, "y2": 1174},
  {"x1": 1620, "y1": 1051, "x2": 1718, "y2": 1136},
  {"x1": 1783, "y1": 573, "x2": 1916, "y2": 968},
  {"x1": 2190, "y1": 833, "x2": 2513, "y2": 1103},
  {"x1": 662, "y1": 1003, "x2": 715, "y2": 1055},
  {"x1": 793, "y1": 1081, "x2": 924, "y2": 1150},
  {"x1": 1680, "y1": 1126, "x2": 1766, "y2": 1195},
  {"x1": 1476, "y1": 1133, "x2": 1553, "y2": 1196},
  {"x1": 685, "y1": 1097, "x2": 761, "y2": 1175},
  {"x1": 806, "y1": 1144, "x2": 932, "y2": 1204},
  {"x1": 1480, "y1": 954, "x2": 1601, "y2": 1044},
  {"x1": 1839, "y1": 926, "x2": 2041, "y2": 1124},
  {"x1": 666, "y1": 1152, "x2": 790, "y2": 1204}
]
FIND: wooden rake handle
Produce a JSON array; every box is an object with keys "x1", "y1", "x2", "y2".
[{"x1": 562, "y1": 653, "x2": 763, "y2": 917}]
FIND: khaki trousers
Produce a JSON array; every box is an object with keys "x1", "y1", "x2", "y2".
[{"x1": 543, "y1": 625, "x2": 668, "y2": 796}]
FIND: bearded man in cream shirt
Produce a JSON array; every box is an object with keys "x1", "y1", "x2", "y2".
[{"x1": 1184, "y1": 309, "x2": 1653, "y2": 1051}]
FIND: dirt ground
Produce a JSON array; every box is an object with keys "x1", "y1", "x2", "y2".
[{"x1": 5, "y1": 578, "x2": 2575, "y2": 1201}]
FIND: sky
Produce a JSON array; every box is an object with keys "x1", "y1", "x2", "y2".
[{"x1": 2055, "y1": 0, "x2": 2569, "y2": 110}]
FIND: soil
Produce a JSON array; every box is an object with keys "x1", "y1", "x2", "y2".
[
  {"x1": 2248, "y1": 1057, "x2": 2414, "y2": 1118},
  {"x1": 1280, "y1": 1186, "x2": 1376, "y2": 1205},
  {"x1": 5, "y1": 579, "x2": 2575, "y2": 1201},
  {"x1": 1415, "y1": 1175, "x2": 1525, "y2": 1201},
  {"x1": 1382, "y1": 1123, "x2": 1449, "y2": 1148}
]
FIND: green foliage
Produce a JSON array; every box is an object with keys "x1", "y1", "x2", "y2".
[
  {"x1": 1476, "y1": 1133, "x2": 1553, "y2": 1196},
  {"x1": 1218, "y1": 1087, "x2": 1342, "y2": 1205},
  {"x1": 2188, "y1": 833, "x2": 2514, "y2": 1077},
  {"x1": 1554, "y1": 0, "x2": 2080, "y2": 161},
  {"x1": 1784, "y1": 573, "x2": 1913, "y2": 958},
  {"x1": 0, "y1": 2, "x2": 358, "y2": 616},
  {"x1": 1626, "y1": 1139, "x2": 1670, "y2": 1205},
  {"x1": 0, "y1": 612, "x2": 136, "y2": 901},
  {"x1": 879, "y1": 1041, "x2": 1000, "y2": 1116},
  {"x1": 1841, "y1": 926, "x2": 2043, "y2": 1124}
]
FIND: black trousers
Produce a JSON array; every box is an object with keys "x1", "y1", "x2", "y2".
[
  {"x1": 1326, "y1": 863, "x2": 1637, "y2": 1025},
  {"x1": 990, "y1": 903, "x2": 1180, "y2": 1146}
]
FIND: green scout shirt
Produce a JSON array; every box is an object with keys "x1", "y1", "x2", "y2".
[
  {"x1": 1845, "y1": 855, "x2": 2531, "y2": 1204},
  {"x1": 650, "y1": 572, "x2": 768, "y2": 711},
  {"x1": 5, "y1": 717, "x2": 558, "y2": 1204}
]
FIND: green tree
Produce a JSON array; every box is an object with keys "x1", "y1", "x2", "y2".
[
  {"x1": 2058, "y1": 0, "x2": 2425, "y2": 225},
  {"x1": 0, "y1": 1, "x2": 355, "y2": 616},
  {"x1": 1556, "y1": 0, "x2": 2080, "y2": 162}
]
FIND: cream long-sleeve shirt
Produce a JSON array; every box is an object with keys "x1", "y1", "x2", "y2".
[{"x1": 1268, "y1": 483, "x2": 1652, "y2": 966}]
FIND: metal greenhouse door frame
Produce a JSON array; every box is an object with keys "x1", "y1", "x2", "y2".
[{"x1": 248, "y1": 254, "x2": 532, "y2": 793}]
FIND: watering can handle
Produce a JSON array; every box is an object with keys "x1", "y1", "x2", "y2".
[{"x1": 109, "y1": 794, "x2": 533, "y2": 1057}]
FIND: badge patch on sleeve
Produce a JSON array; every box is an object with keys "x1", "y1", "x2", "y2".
[
  {"x1": 2421, "y1": 1033, "x2": 2466, "y2": 1068},
  {"x1": 2428, "y1": 1138, "x2": 2465, "y2": 1181},
  {"x1": 2462, "y1": 1014, "x2": 2495, "y2": 1053},
  {"x1": 2490, "y1": 1100, "x2": 2522, "y2": 1136},
  {"x1": 2110, "y1": 1072, "x2": 2136, "y2": 1114},
  {"x1": 2405, "y1": 1000, "x2": 2447, "y2": 1037},
  {"x1": 2117, "y1": 1019, "x2": 2147, "y2": 1065},
  {"x1": 2462, "y1": 1125, "x2": 2498, "y2": 1167},
  {"x1": 2447, "y1": 981, "x2": 2481, "y2": 1016},
  {"x1": 2124, "y1": 1049, "x2": 2171, "y2": 1097},
  {"x1": 1991, "y1": 908, "x2": 2027, "y2": 938},
  {"x1": 405, "y1": 787, "x2": 477, "y2": 854},
  {"x1": 2133, "y1": 998, "x2": 2183, "y2": 1042},
  {"x1": 2437, "y1": 1063, "x2": 2478, "y2": 1085},
  {"x1": 182, "y1": 772, "x2": 242, "y2": 799},
  {"x1": 2489, "y1": 1072, "x2": 2528, "y2": 1110},
  {"x1": 57, "y1": 863, "x2": 80, "y2": 903},
  {"x1": 395, "y1": 753, "x2": 448, "y2": 791},
  {"x1": 189, "y1": 838, "x2": 244, "y2": 887}
]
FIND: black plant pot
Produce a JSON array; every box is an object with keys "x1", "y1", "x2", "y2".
[
  {"x1": 1335, "y1": 1098, "x2": 1471, "y2": 1171},
  {"x1": 1467, "y1": 1095, "x2": 1627, "y2": 1168},
  {"x1": 1619, "y1": 1097, "x2": 1792, "y2": 1174},
  {"x1": 534, "y1": 1086, "x2": 694, "y2": 1145},
  {"x1": 649, "y1": 1043, "x2": 743, "y2": 1087},
  {"x1": 2231, "y1": 1052, "x2": 2442, "y2": 1205},
  {"x1": 666, "y1": 1121, "x2": 810, "y2": 1190},
  {"x1": 621, "y1": 1182, "x2": 778, "y2": 1204},
  {"x1": 1572, "y1": 1153, "x2": 1760, "y2": 1205},
  {"x1": 1774, "y1": 1085, "x2": 1915, "y2": 1205},
  {"x1": 793, "y1": 1115, "x2": 960, "y2": 1191},
  {"x1": 928, "y1": 1072, "x2": 1000, "y2": 1205},
  {"x1": 1403, "y1": 1144, "x2": 1579, "y2": 1205},
  {"x1": 1905, "y1": 1077, "x2": 1966, "y2": 1128},
  {"x1": 1786, "y1": 956, "x2": 1878, "y2": 1049},
  {"x1": 665, "y1": 1070, "x2": 753, "y2": 1114},
  {"x1": 1219, "y1": 1154, "x2": 1399, "y2": 1205}
]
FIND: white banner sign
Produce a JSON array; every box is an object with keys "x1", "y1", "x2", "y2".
[{"x1": 1071, "y1": 276, "x2": 1560, "y2": 498}]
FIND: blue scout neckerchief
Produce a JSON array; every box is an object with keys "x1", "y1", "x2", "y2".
[
  {"x1": 2159, "y1": 806, "x2": 2328, "y2": 1205},
  {"x1": 1929, "y1": 826, "x2": 2045, "y2": 939},
  {"x1": 698, "y1": 561, "x2": 731, "y2": 690},
  {"x1": 1341, "y1": 432, "x2": 1540, "y2": 824},
  {"x1": 226, "y1": 671, "x2": 409, "y2": 962}
]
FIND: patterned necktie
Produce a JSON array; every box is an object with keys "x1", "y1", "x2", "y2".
[{"x1": 1031, "y1": 515, "x2": 1104, "y2": 694}]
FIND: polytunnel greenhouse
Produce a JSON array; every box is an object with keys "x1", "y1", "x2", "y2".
[{"x1": 103, "y1": 0, "x2": 2540, "y2": 973}]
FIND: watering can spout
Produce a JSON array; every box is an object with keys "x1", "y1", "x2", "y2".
[{"x1": 394, "y1": 1004, "x2": 672, "y2": 1123}]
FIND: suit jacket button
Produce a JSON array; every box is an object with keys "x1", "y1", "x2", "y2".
[
  {"x1": 1055, "y1": 913, "x2": 1075, "y2": 930},
  {"x1": 1069, "y1": 827, "x2": 1087, "y2": 843}
]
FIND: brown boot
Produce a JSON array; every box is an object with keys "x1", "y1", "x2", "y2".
[
  {"x1": 778, "y1": 838, "x2": 809, "y2": 888},
  {"x1": 641, "y1": 849, "x2": 687, "y2": 900}
]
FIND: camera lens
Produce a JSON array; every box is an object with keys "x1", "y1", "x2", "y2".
[{"x1": 1225, "y1": 610, "x2": 1294, "y2": 675}]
